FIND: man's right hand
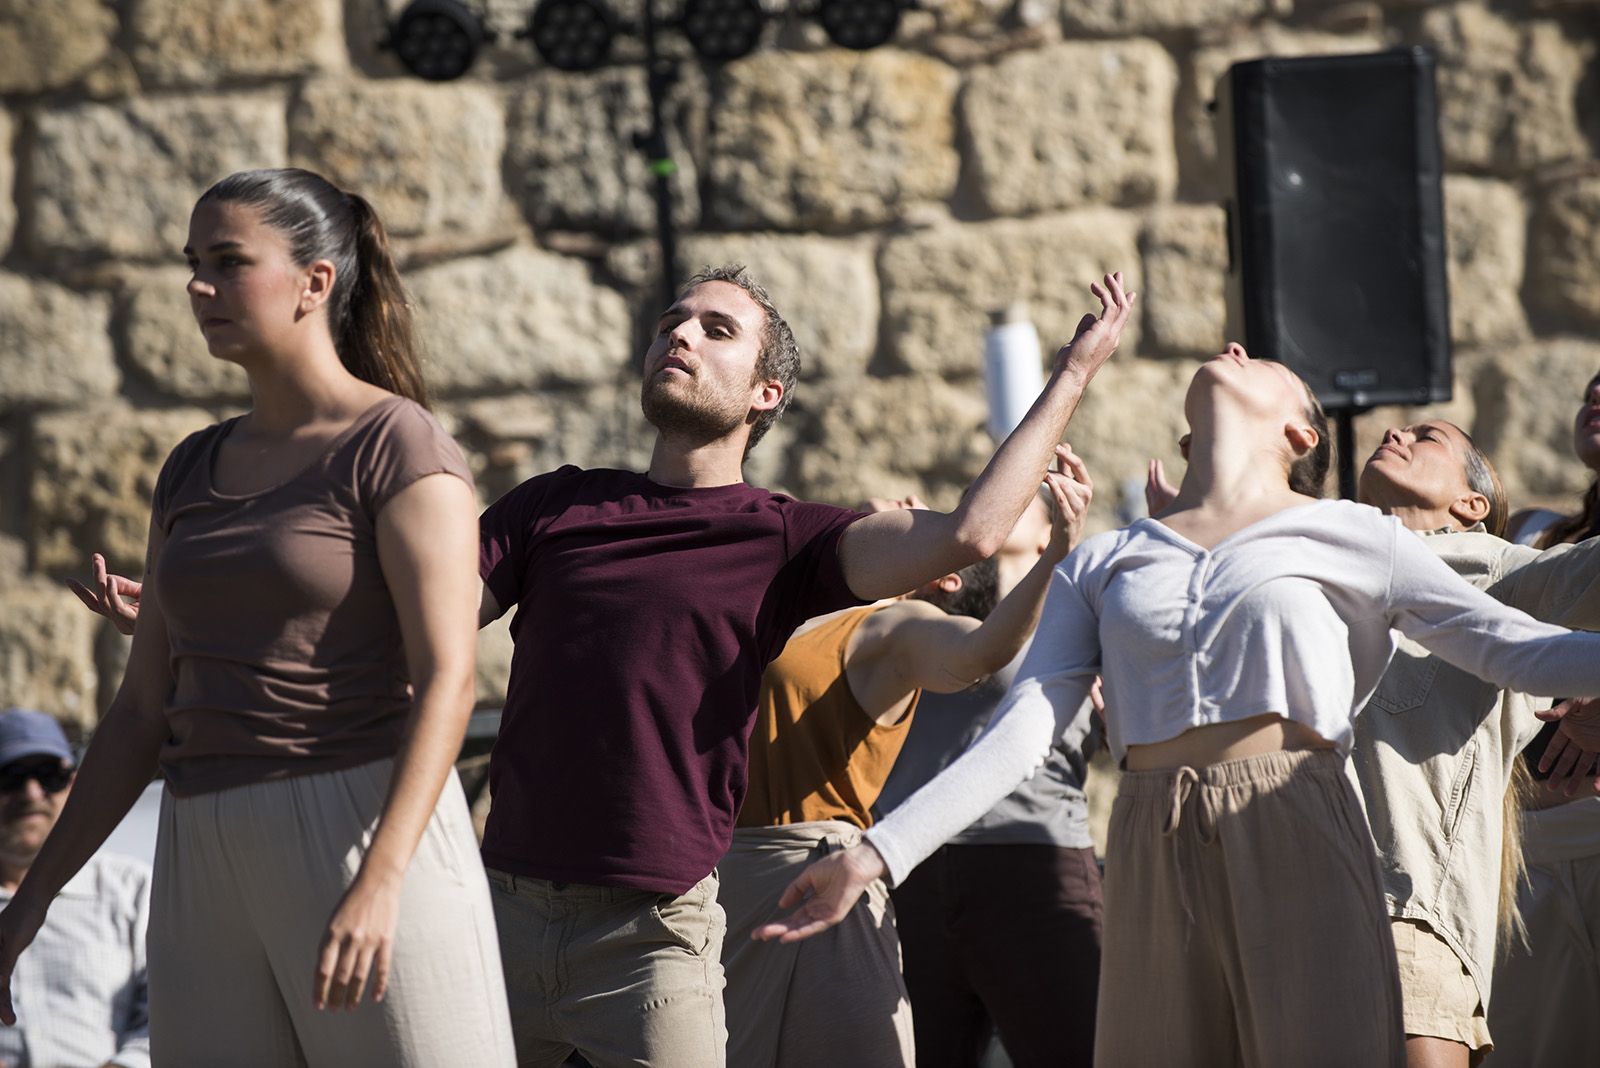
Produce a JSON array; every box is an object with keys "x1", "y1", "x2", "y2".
[
  {"x1": 1052, "y1": 272, "x2": 1136, "y2": 384},
  {"x1": 66, "y1": 554, "x2": 141, "y2": 636}
]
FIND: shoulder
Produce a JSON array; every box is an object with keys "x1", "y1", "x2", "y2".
[
  {"x1": 153, "y1": 419, "x2": 231, "y2": 509},
  {"x1": 360, "y1": 397, "x2": 460, "y2": 457},
  {"x1": 1063, "y1": 525, "x2": 1137, "y2": 573},
  {"x1": 770, "y1": 494, "x2": 863, "y2": 549},
  {"x1": 161, "y1": 420, "x2": 229, "y2": 479}
]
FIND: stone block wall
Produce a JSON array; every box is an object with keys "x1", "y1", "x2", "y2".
[{"x1": 1, "y1": 0, "x2": 1597, "y2": 731}]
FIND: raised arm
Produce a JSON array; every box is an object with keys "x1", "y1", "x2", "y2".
[
  {"x1": 837, "y1": 274, "x2": 1133, "y2": 601},
  {"x1": 312, "y1": 471, "x2": 479, "y2": 1012},
  {"x1": 1490, "y1": 535, "x2": 1600, "y2": 629},
  {"x1": 754, "y1": 564, "x2": 1101, "y2": 942},
  {"x1": 0, "y1": 522, "x2": 174, "y2": 1026},
  {"x1": 862, "y1": 446, "x2": 1091, "y2": 705},
  {"x1": 1389, "y1": 527, "x2": 1600, "y2": 698}
]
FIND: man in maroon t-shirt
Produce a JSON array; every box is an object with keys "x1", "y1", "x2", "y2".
[{"x1": 477, "y1": 264, "x2": 1133, "y2": 1066}]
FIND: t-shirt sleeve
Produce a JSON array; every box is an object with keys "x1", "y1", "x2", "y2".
[
  {"x1": 360, "y1": 401, "x2": 474, "y2": 519},
  {"x1": 780, "y1": 500, "x2": 869, "y2": 625},
  {"x1": 865, "y1": 565, "x2": 1099, "y2": 885},
  {"x1": 479, "y1": 469, "x2": 567, "y2": 612},
  {"x1": 1386, "y1": 519, "x2": 1600, "y2": 697}
]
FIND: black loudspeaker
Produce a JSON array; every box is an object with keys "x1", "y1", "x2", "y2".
[{"x1": 1217, "y1": 49, "x2": 1452, "y2": 410}]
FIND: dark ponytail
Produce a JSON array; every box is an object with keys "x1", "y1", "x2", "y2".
[
  {"x1": 1288, "y1": 381, "x2": 1332, "y2": 498},
  {"x1": 196, "y1": 168, "x2": 430, "y2": 408}
]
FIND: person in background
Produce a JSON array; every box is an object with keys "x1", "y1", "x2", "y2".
[
  {"x1": 0, "y1": 709, "x2": 149, "y2": 1068},
  {"x1": 875, "y1": 490, "x2": 1102, "y2": 1068},
  {"x1": 721, "y1": 452, "x2": 1090, "y2": 1067},
  {"x1": 1486, "y1": 366, "x2": 1600, "y2": 1065}
]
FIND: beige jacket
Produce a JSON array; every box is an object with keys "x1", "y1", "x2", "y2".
[{"x1": 1351, "y1": 528, "x2": 1600, "y2": 1011}]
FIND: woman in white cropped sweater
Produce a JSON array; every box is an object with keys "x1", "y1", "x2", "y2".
[{"x1": 754, "y1": 343, "x2": 1600, "y2": 1067}]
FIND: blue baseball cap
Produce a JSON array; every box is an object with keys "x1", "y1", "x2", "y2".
[{"x1": 0, "y1": 710, "x2": 74, "y2": 768}]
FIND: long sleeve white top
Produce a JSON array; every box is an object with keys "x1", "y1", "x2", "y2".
[{"x1": 865, "y1": 499, "x2": 1600, "y2": 886}]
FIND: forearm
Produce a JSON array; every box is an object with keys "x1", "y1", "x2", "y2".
[
  {"x1": 359, "y1": 668, "x2": 475, "y2": 883},
  {"x1": 14, "y1": 705, "x2": 163, "y2": 915},
  {"x1": 1502, "y1": 537, "x2": 1600, "y2": 629},
  {"x1": 951, "y1": 366, "x2": 1092, "y2": 563},
  {"x1": 865, "y1": 674, "x2": 1082, "y2": 884},
  {"x1": 952, "y1": 549, "x2": 1061, "y2": 682}
]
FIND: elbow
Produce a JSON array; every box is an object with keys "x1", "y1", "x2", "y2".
[{"x1": 954, "y1": 521, "x2": 1005, "y2": 566}]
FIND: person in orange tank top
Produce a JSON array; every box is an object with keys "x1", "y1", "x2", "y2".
[{"x1": 720, "y1": 452, "x2": 1092, "y2": 1067}]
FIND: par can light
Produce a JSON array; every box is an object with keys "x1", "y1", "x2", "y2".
[
  {"x1": 527, "y1": 0, "x2": 618, "y2": 71},
  {"x1": 816, "y1": 0, "x2": 901, "y2": 51},
  {"x1": 680, "y1": 0, "x2": 766, "y2": 62},
  {"x1": 386, "y1": 0, "x2": 491, "y2": 81}
]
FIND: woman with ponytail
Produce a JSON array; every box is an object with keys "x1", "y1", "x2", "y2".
[{"x1": 0, "y1": 169, "x2": 514, "y2": 1065}]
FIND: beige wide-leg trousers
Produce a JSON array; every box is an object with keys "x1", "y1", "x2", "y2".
[
  {"x1": 1095, "y1": 749, "x2": 1405, "y2": 1067},
  {"x1": 147, "y1": 759, "x2": 515, "y2": 1067}
]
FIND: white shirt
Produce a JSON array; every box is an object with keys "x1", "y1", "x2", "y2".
[
  {"x1": 0, "y1": 853, "x2": 150, "y2": 1068},
  {"x1": 866, "y1": 499, "x2": 1600, "y2": 886}
]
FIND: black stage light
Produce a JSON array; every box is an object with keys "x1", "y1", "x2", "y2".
[
  {"x1": 526, "y1": 0, "x2": 618, "y2": 71},
  {"x1": 680, "y1": 0, "x2": 766, "y2": 62},
  {"x1": 816, "y1": 0, "x2": 901, "y2": 50},
  {"x1": 386, "y1": 0, "x2": 491, "y2": 81}
]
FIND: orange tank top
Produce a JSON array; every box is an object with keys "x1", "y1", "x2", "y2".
[{"x1": 738, "y1": 605, "x2": 918, "y2": 829}]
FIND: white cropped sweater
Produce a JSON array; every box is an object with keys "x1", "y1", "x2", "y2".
[{"x1": 865, "y1": 499, "x2": 1600, "y2": 886}]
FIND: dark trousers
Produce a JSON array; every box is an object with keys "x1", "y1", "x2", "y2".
[{"x1": 890, "y1": 843, "x2": 1102, "y2": 1068}]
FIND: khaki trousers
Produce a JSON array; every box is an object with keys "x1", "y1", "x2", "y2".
[
  {"x1": 147, "y1": 760, "x2": 515, "y2": 1067},
  {"x1": 720, "y1": 820, "x2": 915, "y2": 1067},
  {"x1": 1483, "y1": 797, "x2": 1600, "y2": 1065},
  {"x1": 488, "y1": 868, "x2": 727, "y2": 1068},
  {"x1": 1096, "y1": 749, "x2": 1404, "y2": 1068}
]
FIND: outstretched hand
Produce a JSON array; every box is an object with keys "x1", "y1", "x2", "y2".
[
  {"x1": 66, "y1": 553, "x2": 141, "y2": 636},
  {"x1": 751, "y1": 843, "x2": 887, "y2": 944},
  {"x1": 1536, "y1": 697, "x2": 1600, "y2": 796},
  {"x1": 1053, "y1": 272, "x2": 1136, "y2": 383},
  {"x1": 1043, "y1": 443, "x2": 1093, "y2": 560}
]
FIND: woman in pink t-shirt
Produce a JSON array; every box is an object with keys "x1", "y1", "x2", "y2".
[{"x1": 0, "y1": 169, "x2": 514, "y2": 1065}]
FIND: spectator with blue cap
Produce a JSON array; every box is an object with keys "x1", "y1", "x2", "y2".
[{"x1": 0, "y1": 709, "x2": 149, "y2": 1068}]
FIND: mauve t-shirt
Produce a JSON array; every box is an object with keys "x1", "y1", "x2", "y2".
[
  {"x1": 150, "y1": 396, "x2": 472, "y2": 796},
  {"x1": 479, "y1": 466, "x2": 865, "y2": 894}
]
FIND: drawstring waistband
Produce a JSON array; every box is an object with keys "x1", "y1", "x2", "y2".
[{"x1": 1160, "y1": 765, "x2": 1219, "y2": 931}]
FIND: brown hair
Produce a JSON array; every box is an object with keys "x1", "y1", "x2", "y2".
[
  {"x1": 678, "y1": 264, "x2": 800, "y2": 452},
  {"x1": 197, "y1": 168, "x2": 429, "y2": 408},
  {"x1": 1500, "y1": 757, "x2": 1533, "y2": 953},
  {"x1": 1288, "y1": 381, "x2": 1332, "y2": 497}
]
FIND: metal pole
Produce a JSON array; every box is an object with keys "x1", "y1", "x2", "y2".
[
  {"x1": 637, "y1": 0, "x2": 681, "y2": 311},
  {"x1": 1335, "y1": 407, "x2": 1365, "y2": 501}
]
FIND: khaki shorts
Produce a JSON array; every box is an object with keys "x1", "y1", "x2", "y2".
[{"x1": 1392, "y1": 918, "x2": 1493, "y2": 1052}]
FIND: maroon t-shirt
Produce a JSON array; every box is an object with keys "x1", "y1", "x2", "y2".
[{"x1": 479, "y1": 466, "x2": 865, "y2": 893}]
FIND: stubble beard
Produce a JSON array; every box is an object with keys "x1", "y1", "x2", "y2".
[{"x1": 640, "y1": 373, "x2": 749, "y2": 444}]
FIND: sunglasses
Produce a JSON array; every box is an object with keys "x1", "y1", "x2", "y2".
[{"x1": 0, "y1": 760, "x2": 73, "y2": 795}]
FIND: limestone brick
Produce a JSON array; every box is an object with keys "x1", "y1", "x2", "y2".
[{"x1": 706, "y1": 50, "x2": 959, "y2": 232}]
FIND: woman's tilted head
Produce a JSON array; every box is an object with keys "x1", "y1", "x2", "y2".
[
  {"x1": 187, "y1": 168, "x2": 428, "y2": 405},
  {"x1": 1185, "y1": 342, "x2": 1328, "y2": 496},
  {"x1": 1358, "y1": 419, "x2": 1506, "y2": 536}
]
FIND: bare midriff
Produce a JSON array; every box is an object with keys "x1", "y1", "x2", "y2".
[{"x1": 1124, "y1": 712, "x2": 1335, "y2": 772}]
